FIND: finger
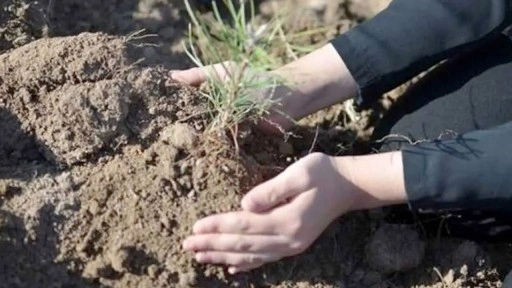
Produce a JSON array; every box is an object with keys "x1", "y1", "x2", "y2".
[
  {"x1": 195, "y1": 251, "x2": 279, "y2": 267},
  {"x1": 183, "y1": 234, "x2": 288, "y2": 253},
  {"x1": 170, "y1": 67, "x2": 206, "y2": 86},
  {"x1": 192, "y1": 211, "x2": 276, "y2": 234},
  {"x1": 171, "y1": 61, "x2": 236, "y2": 86},
  {"x1": 228, "y1": 263, "x2": 265, "y2": 274},
  {"x1": 241, "y1": 171, "x2": 304, "y2": 213}
]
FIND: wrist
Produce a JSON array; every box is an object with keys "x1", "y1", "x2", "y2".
[
  {"x1": 332, "y1": 152, "x2": 408, "y2": 212},
  {"x1": 272, "y1": 44, "x2": 357, "y2": 121}
]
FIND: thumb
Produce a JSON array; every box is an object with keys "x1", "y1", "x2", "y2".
[{"x1": 241, "y1": 173, "x2": 302, "y2": 213}]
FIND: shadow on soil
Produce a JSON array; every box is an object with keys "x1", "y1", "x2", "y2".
[
  {"x1": 43, "y1": 0, "x2": 191, "y2": 69},
  {"x1": 0, "y1": 207, "x2": 99, "y2": 288},
  {"x1": 0, "y1": 108, "x2": 57, "y2": 181}
]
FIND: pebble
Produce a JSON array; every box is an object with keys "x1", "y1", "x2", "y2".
[
  {"x1": 147, "y1": 264, "x2": 160, "y2": 279},
  {"x1": 178, "y1": 271, "x2": 198, "y2": 287},
  {"x1": 109, "y1": 247, "x2": 130, "y2": 273},
  {"x1": 88, "y1": 200, "x2": 101, "y2": 215},
  {"x1": 443, "y1": 269, "x2": 455, "y2": 285}
]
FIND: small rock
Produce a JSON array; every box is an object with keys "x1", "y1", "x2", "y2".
[
  {"x1": 108, "y1": 247, "x2": 131, "y2": 273},
  {"x1": 365, "y1": 224, "x2": 425, "y2": 274},
  {"x1": 476, "y1": 271, "x2": 485, "y2": 278},
  {"x1": 88, "y1": 200, "x2": 101, "y2": 215},
  {"x1": 0, "y1": 182, "x2": 8, "y2": 197},
  {"x1": 83, "y1": 257, "x2": 115, "y2": 279},
  {"x1": 144, "y1": 149, "x2": 157, "y2": 164},
  {"x1": 178, "y1": 271, "x2": 198, "y2": 287},
  {"x1": 147, "y1": 264, "x2": 160, "y2": 278},
  {"x1": 195, "y1": 166, "x2": 206, "y2": 179},
  {"x1": 187, "y1": 190, "x2": 196, "y2": 199},
  {"x1": 460, "y1": 264, "x2": 469, "y2": 277},
  {"x1": 160, "y1": 216, "x2": 174, "y2": 230},
  {"x1": 17, "y1": 87, "x2": 33, "y2": 104},
  {"x1": 179, "y1": 162, "x2": 190, "y2": 175},
  {"x1": 443, "y1": 269, "x2": 455, "y2": 285},
  {"x1": 13, "y1": 35, "x2": 32, "y2": 47}
]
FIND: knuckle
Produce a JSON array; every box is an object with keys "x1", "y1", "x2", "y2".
[
  {"x1": 285, "y1": 218, "x2": 304, "y2": 238},
  {"x1": 267, "y1": 191, "x2": 279, "y2": 205},
  {"x1": 237, "y1": 217, "x2": 250, "y2": 232},
  {"x1": 235, "y1": 238, "x2": 252, "y2": 252}
]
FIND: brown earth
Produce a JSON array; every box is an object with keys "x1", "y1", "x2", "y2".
[{"x1": 1, "y1": 1, "x2": 511, "y2": 288}]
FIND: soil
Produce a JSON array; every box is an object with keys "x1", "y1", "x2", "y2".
[{"x1": 0, "y1": 1, "x2": 511, "y2": 288}]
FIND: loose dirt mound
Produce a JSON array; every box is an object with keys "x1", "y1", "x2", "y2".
[
  {"x1": 0, "y1": 33, "x2": 199, "y2": 167},
  {"x1": 0, "y1": 32, "x2": 242, "y2": 287},
  {"x1": 0, "y1": 32, "x2": 352, "y2": 288}
]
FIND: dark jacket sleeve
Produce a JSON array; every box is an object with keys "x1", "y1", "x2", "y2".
[
  {"x1": 402, "y1": 122, "x2": 512, "y2": 213},
  {"x1": 331, "y1": 0, "x2": 512, "y2": 107}
]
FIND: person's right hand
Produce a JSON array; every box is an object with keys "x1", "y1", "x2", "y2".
[
  {"x1": 171, "y1": 44, "x2": 359, "y2": 134},
  {"x1": 171, "y1": 61, "x2": 294, "y2": 133}
]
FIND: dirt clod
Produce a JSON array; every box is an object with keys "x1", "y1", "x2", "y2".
[
  {"x1": 160, "y1": 123, "x2": 198, "y2": 150},
  {"x1": 365, "y1": 224, "x2": 426, "y2": 274}
]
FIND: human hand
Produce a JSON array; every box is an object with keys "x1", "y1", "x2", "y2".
[
  {"x1": 172, "y1": 44, "x2": 359, "y2": 133},
  {"x1": 182, "y1": 152, "x2": 359, "y2": 274},
  {"x1": 171, "y1": 61, "x2": 294, "y2": 133}
]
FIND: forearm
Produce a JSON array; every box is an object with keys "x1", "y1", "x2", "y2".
[
  {"x1": 332, "y1": 0, "x2": 511, "y2": 107},
  {"x1": 333, "y1": 122, "x2": 512, "y2": 215},
  {"x1": 272, "y1": 44, "x2": 357, "y2": 121}
]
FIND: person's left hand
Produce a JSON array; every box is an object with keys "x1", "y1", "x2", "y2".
[{"x1": 182, "y1": 153, "x2": 359, "y2": 274}]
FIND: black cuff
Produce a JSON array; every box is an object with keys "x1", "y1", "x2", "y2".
[{"x1": 402, "y1": 122, "x2": 512, "y2": 213}]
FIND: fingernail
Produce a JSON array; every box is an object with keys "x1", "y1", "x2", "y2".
[
  {"x1": 169, "y1": 70, "x2": 185, "y2": 82},
  {"x1": 182, "y1": 239, "x2": 191, "y2": 251},
  {"x1": 195, "y1": 252, "x2": 206, "y2": 263},
  {"x1": 192, "y1": 222, "x2": 203, "y2": 234}
]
